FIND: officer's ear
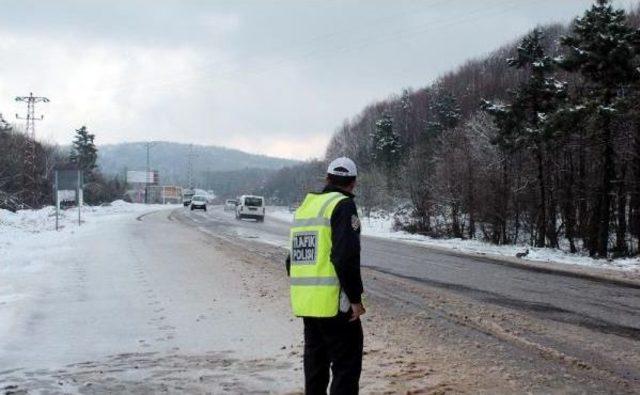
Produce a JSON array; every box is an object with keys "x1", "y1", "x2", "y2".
[{"x1": 345, "y1": 178, "x2": 356, "y2": 193}]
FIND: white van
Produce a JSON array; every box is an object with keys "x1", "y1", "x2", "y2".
[
  {"x1": 190, "y1": 195, "x2": 207, "y2": 211},
  {"x1": 236, "y1": 195, "x2": 265, "y2": 222}
]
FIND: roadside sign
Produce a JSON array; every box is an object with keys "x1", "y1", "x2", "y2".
[{"x1": 54, "y1": 166, "x2": 83, "y2": 230}]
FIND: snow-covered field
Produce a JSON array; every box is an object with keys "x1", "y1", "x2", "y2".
[{"x1": 268, "y1": 206, "x2": 640, "y2": 273}]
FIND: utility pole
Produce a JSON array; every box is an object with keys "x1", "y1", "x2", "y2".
[
  {"x1": 15, "y1": 92, "x2": 49, "y2": 208},
  {"x1": 144, "y1": 141, "x2": 157, "y2": 203},
  {"x1": 187, "y1": 144, "x2": 198, "y2": 190}
]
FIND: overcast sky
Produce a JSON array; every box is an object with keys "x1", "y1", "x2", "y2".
[{"x1": 0, "y1": 0, "x2": 635, "y2": 159}]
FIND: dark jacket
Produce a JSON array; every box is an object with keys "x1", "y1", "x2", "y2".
[{"x1": 286, "y1": 184, "x2": 363, "y2": 304}]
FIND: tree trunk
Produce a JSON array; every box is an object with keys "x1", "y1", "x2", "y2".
[
  {"x1": 500, "y1": 157, "x2": 509, "y2": 245},
  {"x1": 451, "y1": 202, "x2": 462, "y2": 238},
  {"x1": 514, "y1": 208, "x2": 521, "y2": 245},
  {"x1": 577, "y1": 130, "x2": 589, "y2": 246},
  {"x1": 632, "y1": 115, "x2": 640, "y2": 253},
  {"x1": 597, "y1": 116, "x2": 615, "y2": 258},
  {"x1": 564, "y1": 152, "x2": 578, "y2": 254},
  {"x1": 535, "y1": 147, "x2": 547, "y2": 248},
  {"x1": 468, "y1": 211, "x2": 476, "y2": 239},
  {"x1": 547, "y1": 166, "x2": 559, "y2": 249},
  {"x1": 615, "y1": 166, "x2": 628, "y2": 257},
  {"x1": 466, "y1": 157, "x2": 476, "y2": 240}
]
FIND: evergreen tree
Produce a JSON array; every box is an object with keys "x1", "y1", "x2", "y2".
[
  {"x1": 426, "y1": 92, "x2": 461, "y2": 136},
  {"x1": 399, "y1": 88, "x2": 414, "y2": 141},
  {"x1": 484, "y1": 28, "x2": 567, "y2": 248},
  {"x1": 70, "y1": 126, "x2": 98, "y2": 178},
  {"x1": 371, "y1": 114, "x2": 401, "y2": 171},
  {"x1": 558, "y1": 0, "x2": 640, "y2": 257}
]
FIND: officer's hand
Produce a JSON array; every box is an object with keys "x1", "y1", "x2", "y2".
[{"x1": 349, "y1": 303, "x2": 366, "y2": 322}]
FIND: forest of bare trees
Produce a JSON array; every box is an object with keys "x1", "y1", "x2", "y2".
[{"x1": 325, "y1": 1, "x2": 640, "y2": 258}]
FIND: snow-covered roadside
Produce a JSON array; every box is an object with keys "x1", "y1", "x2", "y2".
[
  {"x1": 0, "y1": 203, "x2": 300, "y2": 392},
  {"x1": 1, "y1": 201, "x2": 175, "y2": 270},
  {"x1": 268, "y1": 205, "x2": 295, "y2": 224},
  {"x1": 0, "y1": 201, "x2": 176, "y2": 356},
  {"x1": 267, "y1": 206, "x2": 640, "y2": 273},
  {"x1": 0, "y1": 200, "x2": 172, "y2": 235}
]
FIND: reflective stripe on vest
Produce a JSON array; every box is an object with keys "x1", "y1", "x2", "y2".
[
  {"x1": 289, "y1": 192, "x2": 347, "y2": 317},
  {"x1": 290, "y1": 277, "x2": 340, "y2": 286}
]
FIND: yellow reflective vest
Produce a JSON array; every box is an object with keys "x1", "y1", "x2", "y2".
[{"x1": 289, "y1": 191, "x2": 348, "y2": 317}]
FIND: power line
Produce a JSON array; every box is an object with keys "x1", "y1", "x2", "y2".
[
  {"x1": 187, "y1": 144, "x2": 198, "y2": 190},
  {"x1": 15, "y1": 92, "x2": 49, "y2": 208},
  {"x1": 144, "y1": 141, "x2": 157, "y2": 204}
]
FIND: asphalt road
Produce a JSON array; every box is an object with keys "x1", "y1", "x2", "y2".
[{"x1": 175, "y1": 205, "x2": 640, "y2": 388}]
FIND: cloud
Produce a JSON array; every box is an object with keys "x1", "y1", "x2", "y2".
[
  {"x1": 0, "y1": 19, "x2": 335, "y2": 160},
  {"x1": 0, "y1": 28, "x2": 218, "y2": 147},
  {"x1": 0, "y1": 0, "x2": 611, "y2": 160},
  {"x1": 198, "y1": 13, "x2": 242, "y2": 36}
]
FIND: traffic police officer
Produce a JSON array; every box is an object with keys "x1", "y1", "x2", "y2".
[{"x1": 286, "y1": 157, "x2": 365, "y2": 395}]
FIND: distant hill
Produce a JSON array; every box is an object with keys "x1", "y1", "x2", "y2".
[{"x1": 97, "y1": 142, "x2": 299, "y2": 187}]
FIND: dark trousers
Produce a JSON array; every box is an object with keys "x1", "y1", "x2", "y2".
[{"x1": 303, "y1": 314, "x2": 363, "y2": 395}]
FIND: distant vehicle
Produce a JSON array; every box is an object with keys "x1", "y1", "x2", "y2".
[
  {"x1": 183, "y1": 189, "x2": 195, "y2": 207},
  {"x1": 224, "y1": 199, "x2": 238, "y2": 211},
  {"x1": 288, "y1": 202, "x2": 300, "y2": 213},
  {"x1": 190, "y1": 195, "x2": 207, "y2": 211},
  {"x1": 236, "y1": 195, "x2": 265, "y2": 222}
]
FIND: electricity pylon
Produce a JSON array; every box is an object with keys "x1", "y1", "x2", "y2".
[{"x1": 16, "y1": 93, "x2": 50, "y2": 208}]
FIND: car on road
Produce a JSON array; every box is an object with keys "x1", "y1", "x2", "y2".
[
  {"x1": 183, "y1": 189, "x2": 195, "y2": 207},
  {"x1": 224, "y1": 199, "x2": 238, "y2": 211},
  {"x1": 236, "y1": 195, "x2": 265, "y2": 222},
  {"x1": 190, "y1": 195, "x2": 207, "y2": 211}
]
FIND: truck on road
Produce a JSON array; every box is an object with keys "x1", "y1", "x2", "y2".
[{"x1": 183, "y1": 189, "x2": 195, "y2": 207}]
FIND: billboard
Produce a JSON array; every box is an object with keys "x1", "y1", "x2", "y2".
[
  {"x1": 146, "y1": 186, "x2": 183, "y2": 204},
  {"x1": 162, "y1": 186, "x2": 182, "y2": 200},
  {"x1": 127, "y1": 170, "x2": 158, "y2": 185}
]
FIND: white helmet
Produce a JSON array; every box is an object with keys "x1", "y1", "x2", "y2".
[{"x1": 327, "y1": 157, "x2": 358, "y2": 177}]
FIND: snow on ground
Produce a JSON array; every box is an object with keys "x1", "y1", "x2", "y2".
[
  {"x1": 267, "y1": 206, "x2": 640, "y2": 273},
  {"x1": 0, "y1": 202, "x2": 300, "y2": 392},
  {"x1": 0, "y1": 201, "x2": 174, "y2": 267},
  {"x1": 0, "y1": 201, "x2": 177, "y2": 357},
  {"x1": 0, "y1": 200, "x2": 172, "y2": 234},
  {"x1": 267, "y1": 205, "x2": 295, "y2": 224}
]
